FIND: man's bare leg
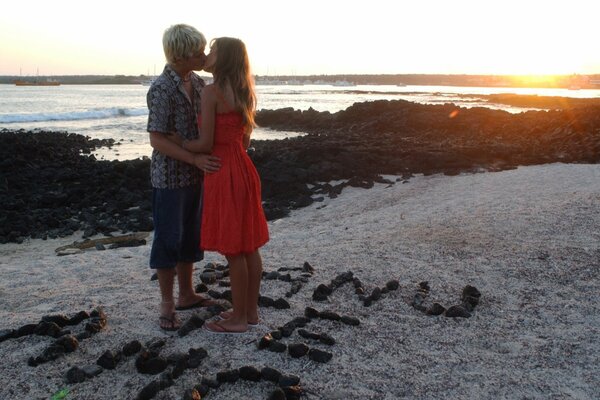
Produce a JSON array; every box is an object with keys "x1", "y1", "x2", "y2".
[
  {"x1": 157, "y1": 268, "x2": 179, "y2": 330},
  {"x1": 175, "y1": 261, "x2": 212, "y2": 308}
]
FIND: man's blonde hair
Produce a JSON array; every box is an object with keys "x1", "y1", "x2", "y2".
[{"x1": 162, "y1": 24, "x2": 206, "y2": 64}]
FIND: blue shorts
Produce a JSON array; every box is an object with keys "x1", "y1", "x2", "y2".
[{"x1": 149, "y1": 186, "x2": 204, "y2": 269}]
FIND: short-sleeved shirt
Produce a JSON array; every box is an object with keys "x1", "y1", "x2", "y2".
[{"x1": 147, "y1": 65, "x2": 205, "y2": 189}]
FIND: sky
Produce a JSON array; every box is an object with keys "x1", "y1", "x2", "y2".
[{"x1": 1, "y1": 0, "x2": 599, "y2": 77}]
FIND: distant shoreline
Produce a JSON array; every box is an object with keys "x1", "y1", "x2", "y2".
[{"x1": 1, "y1": 73, "x2": 600, "y2": 89}]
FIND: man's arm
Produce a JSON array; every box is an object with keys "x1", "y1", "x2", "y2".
[
  {"x1": 149, "y1": 131, "x2": 195, "y2": 165},
  {"x1": 149, "y1": 132, "x2": 221, "y2": 172}
]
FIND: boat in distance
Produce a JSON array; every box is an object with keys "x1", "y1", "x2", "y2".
[{"x1": 14, "y1": 79, "x2": 61, "y2": 86}]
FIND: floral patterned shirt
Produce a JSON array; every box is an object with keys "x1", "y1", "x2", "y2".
[{"x1": 147, "y1": 65, "x2": 205, "y2": 189}]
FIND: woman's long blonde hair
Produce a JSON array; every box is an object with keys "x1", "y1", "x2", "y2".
[{"x1": 211, "y1": 37, "x2": 256, "y2": 132}]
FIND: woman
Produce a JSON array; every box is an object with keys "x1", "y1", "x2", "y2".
[{"x1": 178, "y1": 37, "x2": 269, "y2": 333}]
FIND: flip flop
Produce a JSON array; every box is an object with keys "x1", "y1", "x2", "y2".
[
  {"x1": 159, "y1": 313, "x2": 180, "y2": 331},
  {"x1": 203, "y1": 320, "x2": 247, "y2": 335},
  {"x1": 218, "y1": 310, "x2": 260, "y2": 326},
  {"x1": 175, "y1": 297, "x2": 216, "y2": 311}
]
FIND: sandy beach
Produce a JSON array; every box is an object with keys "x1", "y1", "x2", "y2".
[{"x1": 1, "y1": 162, "x2": 599, "y2": 399}]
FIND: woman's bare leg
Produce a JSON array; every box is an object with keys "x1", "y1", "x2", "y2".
[
  {"x1": 209, "y1": 254, "x2": 248, "y2": 332},
  {"x1": 244, "y1": 250, "x2": 263, "y2": 323}
]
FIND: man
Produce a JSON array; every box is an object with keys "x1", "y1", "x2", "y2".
[{"x1": 147, "y1": 24, "x2": 221, "y2": 331}]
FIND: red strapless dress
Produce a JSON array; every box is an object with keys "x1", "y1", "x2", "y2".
[{"x1": 198, "y1": 111, "x2": 269, "y2": 255}]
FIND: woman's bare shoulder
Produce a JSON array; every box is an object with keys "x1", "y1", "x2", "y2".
[{"x1": 201, "y1": 84, "x2": 217, "y2": 102}]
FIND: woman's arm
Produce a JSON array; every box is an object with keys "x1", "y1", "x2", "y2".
[
  {"x1": 242, "y1": 126, "x2": 252, "y2": 149},
  {"x1": 184, "y1": 86, "x2": 216, "y2": 153}
]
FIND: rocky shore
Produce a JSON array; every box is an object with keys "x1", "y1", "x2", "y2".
[{"x1": 2, "y1": 98, "x2": 600, "y2": 243}]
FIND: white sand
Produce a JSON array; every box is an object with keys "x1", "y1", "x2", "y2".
[{"x1": 1, "y1": 163, "x2": 599, "y2": 400}]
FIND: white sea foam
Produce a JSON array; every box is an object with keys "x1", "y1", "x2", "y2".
[{"x1": 0, "y1": 107, "x2": 147, "y2": 123}]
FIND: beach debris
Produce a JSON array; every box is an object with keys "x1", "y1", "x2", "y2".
[{"x1": 54, "y1": 232, "x2": 149, "y2": 255}]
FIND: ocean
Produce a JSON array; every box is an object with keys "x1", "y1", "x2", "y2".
[{"x1": 1, "y1": 83, "x2": 599, "y2": 161}]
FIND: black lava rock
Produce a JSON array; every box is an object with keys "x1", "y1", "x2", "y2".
[
  {"x1": 97, "y1": 350, "x2": 121, "y2": 370},
  {"x1": 426, "y1": 303, "x2": 446, "y2": 316},
  {"x1": 268, "y1": 341, "x2": 287, "y2": 353},
  {"x1": 178, "y1": 314, "x2": 205, "y2": 337},
  {"x1": 386, "y1": 280, "x2": 400, "y2": 290},
  {"x1": 304, "y1": 307, "x2": 320, "y2": 319},
  {"x1": 319, "y1": 311, "x2": 341, "y2": 321},
  {"x1": 258, "y1": 334, "x2": 274, "y2": 350},
  {"x1": 182, "y1": 388, "x2": 202, "y2": 400},
  {"x1": 273, "y1": 298, "x2": 291, "y2": 309},
  {"x1": 136, "y1": 380, "x2": 161, "y2": 400},
  {"x1": 340, "y1": 316, "x2": 360, "y2": 326},
  {"x1": 239, "y1": 365, "x2": 261, "y2": 381},
  {"x1": 122, "y1": 340, "x2": 142, "y2": 356},
  {"x1": 187, "y1": 347, "x2": 208, "y2": 368},
  {"x1": 445, "y1": 305, "x2": 472, "y2": 318},
  {"x1": 288, "y1": 343, "x2": 309, "y2": 358},
  {"x1": 216, "y1": 369, "x2": 240, "y2": 383},
  {"x1": 308, "y1": 348, "x2": 333, "y2": 363},
  {"x1": 65, "y1": 366, "x2": 86, "y2": 384},
  {"x1": 319, "y1": 333, "x2": 336, "y2": 345},
  {"x1": 261, "y1": 366, "x2": 283, "y2": 383},
  {"x1": 279, "y1": 374, "x2": 301, "y2": 387}
]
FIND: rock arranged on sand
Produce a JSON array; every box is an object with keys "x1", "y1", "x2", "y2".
[
  {"x1": 312, "y1": 271, "x2": 355, "y2": 301},
  {"x1": 266, "y1": 261, "x2": 315, "y2": 298},
  {"x1": 258, "y1": 296, "x2": 291, "y2": 310},
  {"x1": 410, "y1": 282, "x2": 482, "y2": 318},
  {"x1": 134, "y1": 345, "x2": 208, "y2": 398},
  {"x1": 1, "y1": 310, "x2": 92, "y2": 343},
  {"x1": 359, "y1": 279, "x2": 400, "y2": 307},
  {"x1": 181, "y1": 366, "x2": 302, "y2": 400},
  {"x1": 256, "y1": 306, "x2": 361, "y2": 364},
  {"x1": 69, "y1": 338, "x2": 208, "y2": 399},
  {"x1": 21, "y1": 308, "x2": 106, "y2": 367}
]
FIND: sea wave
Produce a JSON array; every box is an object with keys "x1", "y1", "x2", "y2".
[{"x1": 0, "y1": 107, "x2": 148, "y2": 124}]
